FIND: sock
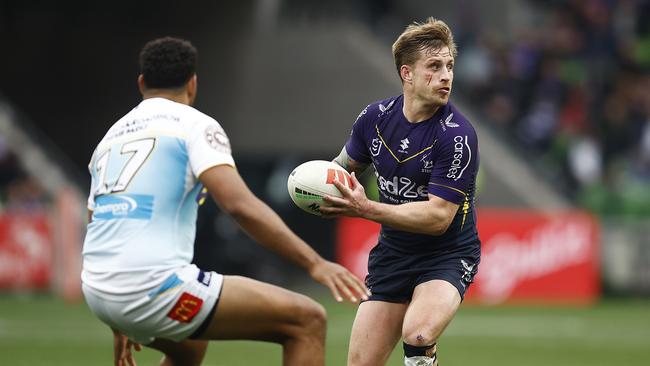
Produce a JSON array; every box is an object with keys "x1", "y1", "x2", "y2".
[{"x1": 404, "y1": 342, "x2": 437, "y2": 366}]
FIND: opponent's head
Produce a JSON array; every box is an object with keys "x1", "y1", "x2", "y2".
[
  {"x1": 138, "y1": 37, "x2": 198, "y2": 105},
  {"x1": 392, "y1": 18, "x2": 457, "y2": 106}
]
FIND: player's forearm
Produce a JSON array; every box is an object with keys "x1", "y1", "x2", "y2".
[
  {"x1": 361, "y1": 199, "x2": 452, "y2": 236},
  {"x1": 229, "y1": 195, "x2": 323, "y2": 271}
]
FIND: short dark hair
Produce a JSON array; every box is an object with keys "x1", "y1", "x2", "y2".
[{"x1": 139, "y1": 37, "x2": 197, "y2": 89}]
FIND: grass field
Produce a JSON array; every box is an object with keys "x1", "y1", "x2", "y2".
[{"x1": 1, "y1": 291, "x2": 649, "y2": 365}]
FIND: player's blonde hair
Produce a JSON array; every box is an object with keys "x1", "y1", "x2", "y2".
[{"x1": 392, "y1": 17, "x2": 457, "y2": 81}]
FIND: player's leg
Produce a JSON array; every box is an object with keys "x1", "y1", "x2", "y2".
[
  {"x1": 401, "y1": 280, "x2": 461, "y2": 366},
  {"x1": 347, "y1": 300, "x2": 408, "y2": 366},
  {"x1": 147, "y1": 338, "x2": 208, "y2": 366},
  {"x1": 196, "y1": 275, "x2": 327, "y2": 365}
]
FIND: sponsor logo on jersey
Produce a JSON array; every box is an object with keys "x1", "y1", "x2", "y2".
[
  {"x1": 204, "y1": 124, "x2": 231, "y2": 154},
  {"x1": 370, "y1": 138, "x2": 382, "y2": 157},
  {"x1": 439, "y1": 113, "x2": 459, "y2": 131},
  {"x1": 377, "y1": 174, "x2": 428, "y2": 200},
  {"x1": 444, "y1": 113, "x2": 459, "y2": 128},
  {"x1": 446, "y1": 135, "x2": 471, "y2": 181},
  {"x1": 399, "y1": 138, "x2": 410, "y2": 153},
  {"x1": 93, "y1": 194, "x2": 154, "y2": 220},
  {"x1": 378, "y1": 99, "x2": 395, "y2": 113},
  {"x1": 167, "y1": 292, "x2": 204, "y2": 323}
]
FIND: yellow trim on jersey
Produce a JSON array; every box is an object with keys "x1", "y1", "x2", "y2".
[
  {"x1": 428, "y1": 182, "x2": 467, "y2": 197},
  {"x1": 375, "y1": 125, "x2": 433, "y2": 163},
  {"x1": 461, "y1": 196, "x2": 470, "y2": 229}
]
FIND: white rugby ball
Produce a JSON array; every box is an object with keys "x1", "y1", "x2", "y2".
[{"x1": 287, "y1": 160, "x2": 352, "y2": 216}]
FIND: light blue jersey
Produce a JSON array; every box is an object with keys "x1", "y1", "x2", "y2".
[{"x1": 82, "y1": 98, "x2": 234, "y2": 294}]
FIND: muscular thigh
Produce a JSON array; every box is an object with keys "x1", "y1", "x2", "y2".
[
  {"x1": 402, "y1": 279, "x2": 461, "y2": 343},
  {"x1": 198, "y1": 275, "x2": 321, "y2": 341},
  {"x1": 348, "y1": 301, "x2": 408, "y2": 366}
]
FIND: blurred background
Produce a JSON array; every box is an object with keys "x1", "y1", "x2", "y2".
[{"x1": 0, "y1": 0, "x2": 649, "y2": 365}]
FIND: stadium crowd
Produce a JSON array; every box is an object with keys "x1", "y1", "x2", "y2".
[{"x1": 454, "y1": 0, "x2": 650, "y2": 215}]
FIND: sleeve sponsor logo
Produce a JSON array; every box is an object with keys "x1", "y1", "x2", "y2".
[
  {"x1": 167, "y1": 292, "x2": 204, "y2": 323},
  {"x1": 93, "y1": 194, "x2": 154, "y2": 220},
  {"x1": 446, "y1": 135, "x2": 472, "y2": 181},
  {"x1": 204, "y1": 124, "x2": 231, "y2": 154}
]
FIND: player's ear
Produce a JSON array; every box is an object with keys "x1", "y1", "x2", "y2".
[
  {"x1": 400, "y1": 65, "x2": 412, "y2": 84},
  {"x1": 187, "y1": 74, "x2": 198, "y2": 100},
  {"x1": 137, "y1": 74, "x2": 146, "y2": 94}
]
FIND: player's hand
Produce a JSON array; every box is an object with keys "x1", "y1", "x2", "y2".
[
  {"x1": 309, "y1": 258, "x2": 370, "y2": 303},
  {"x1": 321, "y1": 172, "x2": 371, "y2": 218},
  {"x1": 112, "y1": 328, "x2": 141, "y2": 366}
]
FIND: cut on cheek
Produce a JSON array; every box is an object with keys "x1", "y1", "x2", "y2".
[{"x1": 426, "y1": 74, "x2": 433, "y2": 86}]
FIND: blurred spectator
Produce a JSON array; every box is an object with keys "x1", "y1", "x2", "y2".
[{"x1": 454, "y1": 0, "x2": 650, "y2": 216}]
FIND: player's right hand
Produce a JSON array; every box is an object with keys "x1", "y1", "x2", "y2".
[{"x1": 309, "y1": 259, "x2": 371, "y2": 303}]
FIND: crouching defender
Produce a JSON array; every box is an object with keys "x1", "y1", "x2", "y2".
[
  {"x1": 320, "y1": 18, "x2": 481, "y2": 366},
  {"x1": 81, "y1": 37, "x2": 369, "y2": 366}
]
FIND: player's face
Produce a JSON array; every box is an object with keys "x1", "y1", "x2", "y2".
[{"x1": 410, "y1": 46, "x2": 454, "y2": 106}]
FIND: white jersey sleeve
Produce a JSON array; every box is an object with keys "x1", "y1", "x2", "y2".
[{"x1": 187, "y1": 119, "x2": 235, "y2": 177}]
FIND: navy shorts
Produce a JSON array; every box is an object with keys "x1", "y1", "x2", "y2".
[{"x1": 365, "y1": 242, "x2": 480, "y2": 303}]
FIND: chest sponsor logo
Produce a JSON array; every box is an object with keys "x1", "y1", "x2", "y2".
[
  {"x1": 370, "y1": 138, "x2": 382, "y2": 157},
  {"x1": 167, "y1": 292, "x2": 204, "y2": 323},
  {"x1": 446, "y1": 135, "x2": 472, "y2": 181},
  {"x1": 93, "y1": 194, "x2": 153, "y2": 220},
  {"x1": 377, "y1": 174, "x2": 428, "y2": 200}
]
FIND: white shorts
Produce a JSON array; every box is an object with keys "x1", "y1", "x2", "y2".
[{"x1": 82, "y1": 264, "x2": 224, "y2": 344}]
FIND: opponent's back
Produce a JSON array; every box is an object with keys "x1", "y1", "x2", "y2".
[{"x1": 82, "y1": 98, "x2": 234, "y2": 288}]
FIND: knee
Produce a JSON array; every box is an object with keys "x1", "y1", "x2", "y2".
[
  {"x1": 294, "y1": 296, "x2": 327, "y2": 337},
  {"x1": 402, "y1": 325, "x2": 438, "y2": 347}
]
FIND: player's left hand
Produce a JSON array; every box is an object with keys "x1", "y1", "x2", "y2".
[
  {"x1": 112, "y1": 328, "x2": 142, "y2": 366},
  {"x1": 321, "y1": 172, "x2": 371, "y2": 218},
  {"x1": 309, "y1": 258, "x2": 370, "y2": 303}
]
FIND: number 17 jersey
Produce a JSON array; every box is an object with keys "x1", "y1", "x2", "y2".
[{"x1": 82, "y1": 98, "x2": 234, "y2": 294}]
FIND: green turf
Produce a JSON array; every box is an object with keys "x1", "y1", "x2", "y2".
[{"x1": 1, "y1": 292, "x2": 649, "y2": 365}]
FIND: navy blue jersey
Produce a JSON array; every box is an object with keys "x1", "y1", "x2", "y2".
[{"x1": 345, "y1": 95, "x2": 480, "y2": 254}]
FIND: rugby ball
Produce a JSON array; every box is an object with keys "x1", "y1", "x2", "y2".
[{"x1": 287, "y1": 160, "x2": 352, "y2": 216}]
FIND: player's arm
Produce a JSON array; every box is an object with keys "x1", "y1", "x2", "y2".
[
  {"x1": 199, "y1": 164, "x2": 369, "y2": 302},
  {"x1": 321, "y1": 173, "x2": 458, "y2": 236},
  {"x1": 332, "y1": 146, "x2": 369, "y2": 177}
]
